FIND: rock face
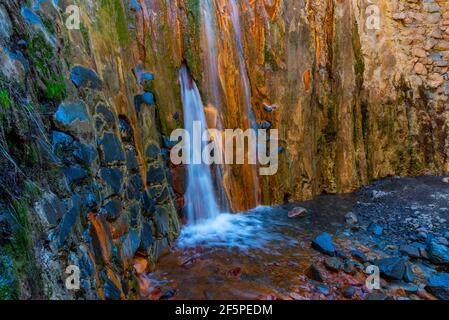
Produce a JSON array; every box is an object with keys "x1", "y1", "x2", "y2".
[{"x1": 0, "y1": 0, "x2": 447, "y2": 300}]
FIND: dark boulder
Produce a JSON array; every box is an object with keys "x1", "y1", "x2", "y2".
[
  {"x1": 54, "y1": 101, "x2": 90, "y2": 132},
  {"x1": 96, "y1": 104, "x2": 116, "y2": 128},
  {"x1": 368, "y1": 223, "x2": 383, "y2": 236},
  {"x1": 147, "y1": 166, "x2": 166, "y2": 185},
  {"x1": 324, "y1": 257, "x2": 343, "y2": 272},
  {"x1": 342, "y1": 286, "x2": 357, "y2": 298},
  {"x1": 102, "y1": 199, "x2": 122, "y2": 222},
  {"x1": 100, "y1": 168, "x2": 123, "y2": 195},
  {"x1": 140, "y1": 192, "x2": 156, "y2": 217},
  {"x1": 426, "y1": 273, "x2": 449, "y2": 300},
  {"x1": 306, "y1": 264, "x2": 325, "y2": 283},
  {"x1": 103, "y1": 279, "x2": 121, "y2": 300},
  {"x1": 145, "y1": 144, "x2": 160, "y2": 161},
  {"x1": 73, "y1": 142, "x2": 98, "y2": 166},
  {"x1": 352, "y1": 250, "x2": 369, "y2": 263},
  {"x1": 427, "y1": 241, "x2": 449, "y2": 265},
  {"x1": 125, "y1": 148, "x2": 139, "y2": 172},
  {"x1": 121, "y1": 230, "x2": 140, "y2": 261},
  {"x1": 118, "y1": 116, "x2": 133, "y2": 143},
  {"x1": 376, "y1": 258, "x2": 407, "y2": 281},
  {"x1": 139, "y1": 221, "x2": 154, "y2": 253},
  {"x1": 400, "y1": 244, "x2": 421, "y2": 259},
  {"x1": 70, "y1": 66, "x2": 102, "y2": 90},
  {"x1": 63, "y1": 166, "x2": 88, "y2": 185},
  {"x1": 312, "y1": 232, "x2": 336, "y2": 256},
  {"x1": 99, "y1": 133, "x2": 124, "y2": 164},
  {"x1": 57, "y1": 195, "x2": 82, "y2": 247},
  {"x1": 154, "y1": 206, "x2": 170, "y2": 237}
]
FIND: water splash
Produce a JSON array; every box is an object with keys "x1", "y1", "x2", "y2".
[
  {"x1": 179, "y1": 65, "x2": 221, "y2": 224},
  {"x1": 177, "y1": 207, "x2": 283, "y2": 251}
]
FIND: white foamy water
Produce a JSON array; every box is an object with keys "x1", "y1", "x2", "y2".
[{"x1": 177, "y1": 207, "x2": 282, "y2": 250}]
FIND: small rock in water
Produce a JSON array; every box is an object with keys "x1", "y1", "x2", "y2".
[
  {"x1": 427, "y1": 241, "x2": 449, "y2": 265},
  {"x1": 316, "y1": 284, "x2": 330, "y2": 296},
  {"x1": 366, "y1": 292, "x2": 388, "y2": 300},
  {"x1": 442, "y1": 177, "x2": 449, "y2": 184},
  {"x1": 426, "y1": 273, "x2": 449, "y2": 300},
  {"x1": 312, "y1": 232, "x2": 336, "y2": 256},
  {"x1": 368, "y1": 223, "x2": 383, "y2": 236},
  {"x1": 345, "y1": 212, "x2": 358, "y2": 225},
  {"x1": 307, "y1": 264, "x2": 326, "y2": 283},
  {"x1": 288, "y1": 207, "x2": 308, "y2": 218},
  {"x1": 159, "y1": 289, "x2": 177, "y2": 300},
  {"x1": 324, "y1": 257, "x2": 343, "y2": 272},
  {"x1": 342, "y1": 286, "x2": 357, "y2": 298},
  {"x1": 400, "y1": 244, "x2": 421, "y2": 259}
]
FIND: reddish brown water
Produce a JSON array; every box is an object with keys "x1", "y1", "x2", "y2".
[
  {"x1": 139, "y1": 196, "x2": 372, "y2": 300},
  {"x1": 137, "y1": 177, "x2": 449, "y2": 300}
]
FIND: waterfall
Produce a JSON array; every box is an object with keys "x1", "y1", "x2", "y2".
[
  {"x1": 179, "y1": 65, "x2": 221, "y2": 224},
  {"x1": 229, "y1": 0, "x2": 257, "y2": 130},
  {"x1": 228, "y1": 0, "x2": 261, "y2": 205},
  {"x1": 201, "y1": 0, "x2": 230, "y2": 212}
]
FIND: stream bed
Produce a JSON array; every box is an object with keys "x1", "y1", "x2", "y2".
[{"x1": 138, "y1": 176, "x2": 449, "y2": 300}]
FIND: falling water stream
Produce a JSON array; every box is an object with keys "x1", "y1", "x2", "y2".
[
  {"x1": 179, "y1": 65, "x2": 221, "y2": 224},
  {"x1": 201, "y1": 0, "x2": 230, "y2": 212},
  {"x1": 228, "y1": 0, "x2": 261, "y2": 205}
]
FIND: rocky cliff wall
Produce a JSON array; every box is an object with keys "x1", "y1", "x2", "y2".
[{"x1": 0, "y1": 0, "x2": 447, "y2": 300}]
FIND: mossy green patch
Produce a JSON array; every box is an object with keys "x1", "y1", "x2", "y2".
[{"x1": 0, "y1": 89, "x2": 11, "y2": 110}]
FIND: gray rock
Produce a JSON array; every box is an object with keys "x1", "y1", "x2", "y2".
[
  {"x1": 345, "y1": 212, "x2": 358, "y2": 225},
  {"x1": 288, "y1": 207, "x2": 308, "y2": 218}
]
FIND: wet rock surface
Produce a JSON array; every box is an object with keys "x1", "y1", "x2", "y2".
[{"x1": 143, "y1": 177, "x2": 449, "y2": 300}]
